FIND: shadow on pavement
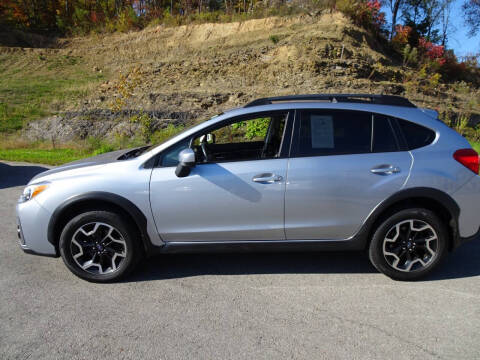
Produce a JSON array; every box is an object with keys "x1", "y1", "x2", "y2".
[
  {"x1": 126, "y1": 238, "x2": 480, "y2": 282},
  {"x1": 0, "y1": 162, "x2": 49, "y2": 189},
  {"x1": 428, "y1": 238, "x2": 480, "y2": 281},
  {"x1": 127, "y1": 251, "x2": 376, "y2": 282}
]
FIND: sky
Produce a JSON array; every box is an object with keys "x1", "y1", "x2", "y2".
[
  {"x1": 383, "y1": 0, "x2": 479, "y2": 57},
  {"x1": 449, "y1": 1, "x2": 480, "y2": 57}
]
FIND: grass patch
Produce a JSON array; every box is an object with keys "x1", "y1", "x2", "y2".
[
  {"x1": 0, "y1": 124, "x2": 186, "y2": 165},
  {"x1": 0, "y1": 148, "x2": 92, "y2": 165},
  {"x1": 470, "y1": 141, "x2": 480, "y2": 154},
  {"x1": 0, "y1": 52, "x2": 104, "y2": 132}
]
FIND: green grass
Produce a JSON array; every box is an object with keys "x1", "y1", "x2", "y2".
[
  {"x1": 0, "y1": 148, "x2": 93, "y2": 165},
  {"x1": 0, "y1": 52, "x2": 104, "y2": 132},
  {"x1": 470, "y1": 141, "x2": 480, "y2": 154}
]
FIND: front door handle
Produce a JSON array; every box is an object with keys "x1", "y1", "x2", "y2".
[
  {"x1": 370, "y1": 165, "x2": 401, "y2": 175},
  {"x1": 252, "y1": 173, "x2": 283, "y2": 183}
]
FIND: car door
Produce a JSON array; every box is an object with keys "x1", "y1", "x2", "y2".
[
  {"x1": 285, "y1": 109, "x2": 412, "y2": 240},
  {"x1": 150, "y1": 111, "x2": 292, "y2": 242}
]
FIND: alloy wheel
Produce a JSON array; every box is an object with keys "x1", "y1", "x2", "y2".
[
  {"x1": 382, "y1": 219, "x2": 438, "y2": 272},
  {"x1": 70, "y1": 222, "x2": 127, "y2": 275}
]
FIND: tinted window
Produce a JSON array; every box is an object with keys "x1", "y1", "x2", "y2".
[
  {"x1": 373, "y1": 115, "x2": 398, "y2": 153},
  {"x1": 398, "y1": 120, "x2": 436, "y2": 150},
  {"x1": 297, "y1": 110, "x2": 372, "y2": 156}
]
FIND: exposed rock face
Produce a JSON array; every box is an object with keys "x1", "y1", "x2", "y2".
[
  {"x1": 24, "y1": 109, "x2": 194, "y2": 142},
  {"x1": 23, "y1": 92, "x2": 237, "y2": 142}
]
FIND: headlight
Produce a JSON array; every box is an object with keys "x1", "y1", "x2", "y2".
[{"x1": 19, "y1": 182, "x2": 50, "y2": 203}]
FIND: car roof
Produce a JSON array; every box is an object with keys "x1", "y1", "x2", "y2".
[
  {"x1": 219, "y1": 101, "x2": 429, "y2": 123},
  {"x1": 243, "y1": 94, "x2": 416, "y2": 108}
]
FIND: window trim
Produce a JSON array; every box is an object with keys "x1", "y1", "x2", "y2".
[
  {"x1": 372, "y1": 114, "x2": 402, "y2": 153},
  {"x1": 156, "y1": 110, "x2": 293, "y2": 167},
  {"x1": 389, "y1": 117, "x2": 409, "y2": 151}
]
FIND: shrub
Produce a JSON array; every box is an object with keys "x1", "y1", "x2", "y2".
[
  {"x1": 72, "y1": 8, "x2": 91, "y2": 34},
  {"x1": 109, "y1": 66, "x2": 143, "y2": 112},
  {"x1": 438, "y1": 51, "x2": 466, "y2": 82},
  {"x1": 86, "y1": 136, "x2": 115, "y2": 154},
  {"x1": 150, "y1": 124, "x2": 185, "y2": 145},
  {"x1": 116, "y1": 7, "x2": 140, "y2": 32},
  {"x1": 130, "y1": 112, "x2": 153, "y2": 142},
  {"x1": 269, "y1": 35, "x2": 280, "y2": 44},
  {"x1": 339, "y1": 0, "x2": 386, "y2": 34},
  {"x1": 402, "y1": 44, "x2": 418, "y2": 67},
  {"x1": 92, "y1": 143, "x2": 116, "y2": 155},
  {"x1": 418, "y1": 37, "x2": 445, "y2": 65}
]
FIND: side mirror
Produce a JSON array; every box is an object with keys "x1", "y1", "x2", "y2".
[{"x1": 175, "y1": 148, "x2": 196, "y2": 177}]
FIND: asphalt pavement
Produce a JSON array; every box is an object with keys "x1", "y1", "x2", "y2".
[{"x1": 1, "y1": 161, "x2": 479, "y2": 359}]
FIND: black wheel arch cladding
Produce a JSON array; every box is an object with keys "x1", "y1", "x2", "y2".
[
  {"x1": 47, "y1": 191, "x2": 153, "y2": 256},
  {"x1": 361, "y1": 187, "x2": 460, "y2": 250}
]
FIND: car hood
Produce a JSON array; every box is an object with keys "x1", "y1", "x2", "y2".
[{"x1": 29, "y1": 147, "x2": 146, "y2": 183}]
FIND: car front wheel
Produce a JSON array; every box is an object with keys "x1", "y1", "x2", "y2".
[
  {"x1": 369, "y1": 208, "x2": 448, "y2": 281},
  {"x1": 59, "y1": 210, "x2": 140, "y2": 282}
]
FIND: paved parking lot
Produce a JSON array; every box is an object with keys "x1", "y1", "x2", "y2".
[{"x1": 1, "y1": 161, "x2": 480, "y2": 359}]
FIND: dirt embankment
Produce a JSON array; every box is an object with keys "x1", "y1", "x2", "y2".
[{"x1": 6, "y1": 13, "x2": 477, "y2": 142}]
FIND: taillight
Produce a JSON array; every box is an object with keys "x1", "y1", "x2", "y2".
[{"x1": 453, "y1": 148, "x2": 479, "y2": 174}]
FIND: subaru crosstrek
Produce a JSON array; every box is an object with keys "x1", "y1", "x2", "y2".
[{"x1": 16, "y1": 94, "x2": 480, "y2": 282}]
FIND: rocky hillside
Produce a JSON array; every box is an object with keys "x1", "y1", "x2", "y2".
[{"x1": 1, "y1": 12, "x2": 479, "y2": 143}]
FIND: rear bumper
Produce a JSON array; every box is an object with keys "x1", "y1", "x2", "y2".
[
  {"x1": 451, "y1": 175, "x2": 480, "y2": 239},
  {"x1": 458, "y1": 226, "x2": 480, "y2": 248}
]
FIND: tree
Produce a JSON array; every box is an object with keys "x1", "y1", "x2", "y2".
[
  {"x1": 440, "y1": 0, "x2": 453, "y2": 46},
  {"x1": 463, "y1": 0, "x2": 480, "y2": 37},
  {"x1": 400, "y1": 0, "x2": 451, "y2": 43},
  {"x1": 388, "y1": 0, "x2": 403, "y2": 40}
]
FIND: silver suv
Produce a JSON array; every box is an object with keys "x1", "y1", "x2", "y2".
[{"x1": 16, "y1": 94, "x2": 480, "y2": 282}]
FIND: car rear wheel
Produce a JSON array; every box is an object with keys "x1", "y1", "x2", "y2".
[
  {"x1": 59, "y1": 210, "x2": 140, "y2": 282},
  {"x1": 368, "y1": 208, "x2": 448, "y2": 281}
]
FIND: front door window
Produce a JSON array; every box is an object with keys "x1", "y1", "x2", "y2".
[{"x1": 192, "y1": 113, "x2": 288, "y2": 163}]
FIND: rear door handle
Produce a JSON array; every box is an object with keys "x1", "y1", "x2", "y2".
[
  {"x1": 370, "y1": 165, "x2": 401, "y2": 175},
  {"x1": 252, "y1": 173, "x2": 283, "y2": 183}
]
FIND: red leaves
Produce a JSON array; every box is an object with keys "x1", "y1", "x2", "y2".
[
  {"x1": 350, "y1": 0, "x2": 386, "y2": 32},
  {"x1": 418, "y1": 37, "x2": 444, "y2": 60},
  {"x1": 367, "y1": 0, "x2": 386, "y2": 28}
]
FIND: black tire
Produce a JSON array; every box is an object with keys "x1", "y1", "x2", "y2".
[
  {"x1": 368, "y1": 208, "x2": 448, "y2": 281},
  {"x1": 59, "y1": 210, "x2": 141, "y2": 282}
]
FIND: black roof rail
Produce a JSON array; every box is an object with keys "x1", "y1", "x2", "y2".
[{"x1": 244, "y1": 94, "x2": 416, "y2": 108}]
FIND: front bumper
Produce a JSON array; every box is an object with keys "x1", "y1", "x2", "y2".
[{"x1": 16, "y1": 200, "x2": 58, "y2": 257}]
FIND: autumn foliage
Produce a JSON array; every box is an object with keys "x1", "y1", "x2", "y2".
[{"x1": 418, "y1": 37, "x2": 445, "y2": 64}]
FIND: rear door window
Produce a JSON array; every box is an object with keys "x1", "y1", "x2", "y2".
[{"x1": 295, "y1": 110, "x2": 372, "y2": 156}]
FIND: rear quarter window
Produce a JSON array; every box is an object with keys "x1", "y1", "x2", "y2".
[{"x1": 397, "y1": 119, "x2": 436, "y2": 150}]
